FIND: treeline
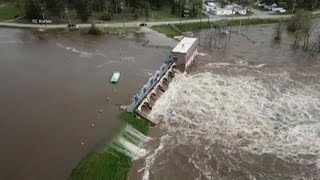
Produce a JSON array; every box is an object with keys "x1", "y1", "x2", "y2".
[{"x1": 17, "y1": 0, "x2": 202, "y2": 22}]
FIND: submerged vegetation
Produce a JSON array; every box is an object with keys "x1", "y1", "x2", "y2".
[{"x1": 69, "y1": 112, "x2": 149, "y2": 180}]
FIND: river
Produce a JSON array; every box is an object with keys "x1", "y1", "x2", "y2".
[
  {"x1": 0, "y1": 27, "x2": 176, "y2": 180},
  {"x1": 134, "y1": 24, "x2": 320, "y2": 180}
]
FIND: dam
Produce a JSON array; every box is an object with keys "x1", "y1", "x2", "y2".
[{"x1": 129, "y1": 37, "x2": 198, "y2": 124}]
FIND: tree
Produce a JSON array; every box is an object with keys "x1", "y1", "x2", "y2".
[
  {"x1": 24, "y1": 0, "x2": 42, "y2": 19},
  {"x1": 287, "y1": 10, "x2": 315, "y2": 50},
  {"x1": 44, "y1": 0, "x2": 64, "y2": 16},
  {"x1": 274, "y1": 21, "x2": 283, "y2": 41},
  {"x1": 145, "y1": 1, "x2": 151, "y2": 19},
  {"x1": 74, "y1": 0, "x2": 91, "y2": 22}
]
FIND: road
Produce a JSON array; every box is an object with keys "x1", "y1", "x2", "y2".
[{"x1": 0, "y1": 10, "x2": 319, "y2": 29}]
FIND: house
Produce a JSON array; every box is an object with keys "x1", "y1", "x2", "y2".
[
  {"x1": 171, "y1": 37, "x2": 198, "y2": 71},
  {"x1": 264, "y1": 3, "x2": 277, "y2": 10}
]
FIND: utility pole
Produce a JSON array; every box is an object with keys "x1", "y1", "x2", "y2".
[
  {"x1": 120, "y1": 1, "x2": 125, "y2": 28},
  {"x1": 179, "y1": 0, "x2": 182, "y2": 26},
  {"x1": 184, "y1": 2, "x2": 189, "y2": 33},
  {"x1": 41, "y1": 6, "x2": 47, "y2": 30}
]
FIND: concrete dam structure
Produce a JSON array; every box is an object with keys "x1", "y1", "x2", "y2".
[{"x1": 130, "y1": 37, "x2": 198, "y2": 124}]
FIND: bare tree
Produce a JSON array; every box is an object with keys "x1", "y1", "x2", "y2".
[
  {"x1": 273, "y1": 21, "x2": 283, "y2": 41},
  {"x1": 302, "y1": 21, "x2": 316, "y2": 50},
  {"x1": 309, "y1": 29, "x2": 320, "y2": 56},
  {"x1": 293, "y1": 30, "x2": 303, "y2": 47},
  {"x1": 203, "y1": 19, "x2": 229, "y2": 50}
]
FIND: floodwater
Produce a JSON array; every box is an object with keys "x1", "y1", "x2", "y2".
[
  {"x1": 0, "y1": 27, "x2": 176, "y2": 180},
  {"x1": 137, "y1": 24, "x2": 320, "y2": 180}
]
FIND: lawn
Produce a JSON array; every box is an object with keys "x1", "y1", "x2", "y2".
[
  {"x1": 152, "y1": 18, "x2": 287, "y2": 38},
  {"x1": 0, "y1": 3, "x2": 23, "y2": 21},
  {"x1": 69, "y1": 112, "x2": 149, "y2": 180},
  {"x1": 151, "y1": 24, "x2": 179, "y2": 38}
]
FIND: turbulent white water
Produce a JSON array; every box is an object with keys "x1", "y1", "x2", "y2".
[
  {"x1": 111, "y1": 125, "x2": 150, "y2": 160},
  {"x1": 147, "y1": 67, "x2": 320, "y2": 179}
]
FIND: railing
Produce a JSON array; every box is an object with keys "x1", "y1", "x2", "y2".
[{"x1": 130, "y1": 57, "x2": 174, "y2": 111}]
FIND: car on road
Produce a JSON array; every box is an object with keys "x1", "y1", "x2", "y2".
[{"x1": 139, "y1": 23, "x2": 147, "y2": 27}]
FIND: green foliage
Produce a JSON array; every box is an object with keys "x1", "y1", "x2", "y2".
[
  {"x1": 74, "y1": 0, "x2": 90, "y2": 22},
  {"x1": 287, "y1": 10, "x2": 313, "y2": 32},
  {"x1": 45, "y1": 0, "x2": 64, "y2": 16},
  {"x1": 24, "y1": 0, "x2": 42, "y2": 19},
  {"x1": 100, "y1": 11, "x2": 113, "y2": 21},
  {"x1": 145, "y1": 1, "x2": 151, "y2": 18}
]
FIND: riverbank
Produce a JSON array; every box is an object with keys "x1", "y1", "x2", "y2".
[
  {"x1": 69, "y1": 112, "x2": 150, "y2": 180},
  {"x1": 152, "y1": 18, "x2": 288, "y2": 38}
]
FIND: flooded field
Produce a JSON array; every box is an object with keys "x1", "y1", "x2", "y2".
[
  {"x1": 136, "y1": 24, "x2": 320, "y2": 179},
  {"x1": 0, "y1": 28, "x2": 176, "y2": 180}
]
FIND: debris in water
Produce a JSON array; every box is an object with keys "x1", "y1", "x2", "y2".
[
  {"x1": 106, "y1": 97, "x2": 110, "y2": 101},
  {"x1": 90, "y1": 124, "x2": 94, "y2": 128},
  {"x1": 81, "y1": 142, "x2": 85, "y2": 146},
  {"x1": 99, "y1": 109, "x2": 102, "y2": 113},
  {"x1": 113, "y1": 88, "x2": 117, "y2": 93}
]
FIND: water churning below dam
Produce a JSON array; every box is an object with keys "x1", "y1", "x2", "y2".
[{"x1": 137, "y1": 24, "x2": 320, "y2": 180}]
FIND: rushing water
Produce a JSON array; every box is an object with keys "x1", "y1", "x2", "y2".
[
  {"x1": 139, "y1": 24, "x2": 320, "y2": 180},
  {"x1": 0, "y1": 28, "x2": 176, "y2": 180}
]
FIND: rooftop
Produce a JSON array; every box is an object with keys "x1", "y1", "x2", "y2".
[{"x1": 171, "y1": 37, "x2": 197, "y2": 54}]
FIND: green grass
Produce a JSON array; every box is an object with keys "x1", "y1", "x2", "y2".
[
  {"x1": 0, "y1": 4, "x2": 23, "y2": 21},
  {"x1": 119, "y1": 112, "x2": 150, "y2": 135},
  {"x1": 151, "y1": 25, "x2": 179, "y2": 38},
  {"x1": 152, "y1": 18, "x2": 288, "y2": 38},
  {"x1": 69, "y1": 112, "x2": 149, "y2": 180},
  {"x1": 176, "y1": 18, "x2": 287, "y2": 32}
]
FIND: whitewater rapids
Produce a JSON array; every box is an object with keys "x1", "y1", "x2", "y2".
[{"x1": 144, "y1": 64, "x2": 320, "y2": 179}]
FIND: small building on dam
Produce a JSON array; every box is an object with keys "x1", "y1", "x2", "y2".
[
  {"x1": 130, "y1": 37, "x2": 198, "y2": 124},
  {"x1": 171, "y1": 37, "x2": 198, "y2": 72}
]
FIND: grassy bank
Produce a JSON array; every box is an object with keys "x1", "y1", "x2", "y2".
[
  {"x1": 152, "y1": 18, "x2": 287, "y2": 38},
  {"x1": 69, "y1": 112, "x2": 149, "y2": 180},
  {"x1": 0, "y1": 3, "x2": 23, "y2": 21}
]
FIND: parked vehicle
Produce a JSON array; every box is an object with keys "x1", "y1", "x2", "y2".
[{"x1": 272, "y1": 7, "x2": 286, "y2": 13}]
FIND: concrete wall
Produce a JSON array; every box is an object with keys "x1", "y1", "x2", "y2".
[{"x1": 171, "y1": 38, "x2": 198, "y2": 71}]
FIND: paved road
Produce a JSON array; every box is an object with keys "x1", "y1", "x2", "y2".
[{"x1": 0, "y1": 10, "x2": 319, "y2": 29}]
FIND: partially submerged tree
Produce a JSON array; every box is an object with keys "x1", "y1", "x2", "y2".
[
  {"x1": 287, "y1": 10, "x2": 315, "y2": 50},
  {"x1": 274, "y1": 21, "x2": 283, "y2": 41}
]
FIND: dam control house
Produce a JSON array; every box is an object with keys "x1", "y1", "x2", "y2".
[{"x1": 171, "y1": 37, "x2": 198, "y2": 71}]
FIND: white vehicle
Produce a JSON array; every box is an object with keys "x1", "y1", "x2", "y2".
[{"x1": 272, "y1": 7, "x2": 286, "y2": 13}]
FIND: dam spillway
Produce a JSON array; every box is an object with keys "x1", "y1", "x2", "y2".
[{"x1": 130, "y1": 37, "x2": 198, "y2": 124}]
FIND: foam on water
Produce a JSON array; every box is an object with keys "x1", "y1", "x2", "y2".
[
  {"x1": 56, "y1": 43, "x2": 92, "y2": 58},
  {"x1": 148, "y1": 68, "x2": 320, "y2": 179},
  {"x1": 110, "y1": 125, "x2": 150, "y2": 160}
]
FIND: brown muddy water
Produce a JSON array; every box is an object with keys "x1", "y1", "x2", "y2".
[
  {"x1": 0, "y1": 28, "x2": 177, "y2": 180},
  {"x1": 133, "y1": 24, "x2": 320, "y2": 180}
]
